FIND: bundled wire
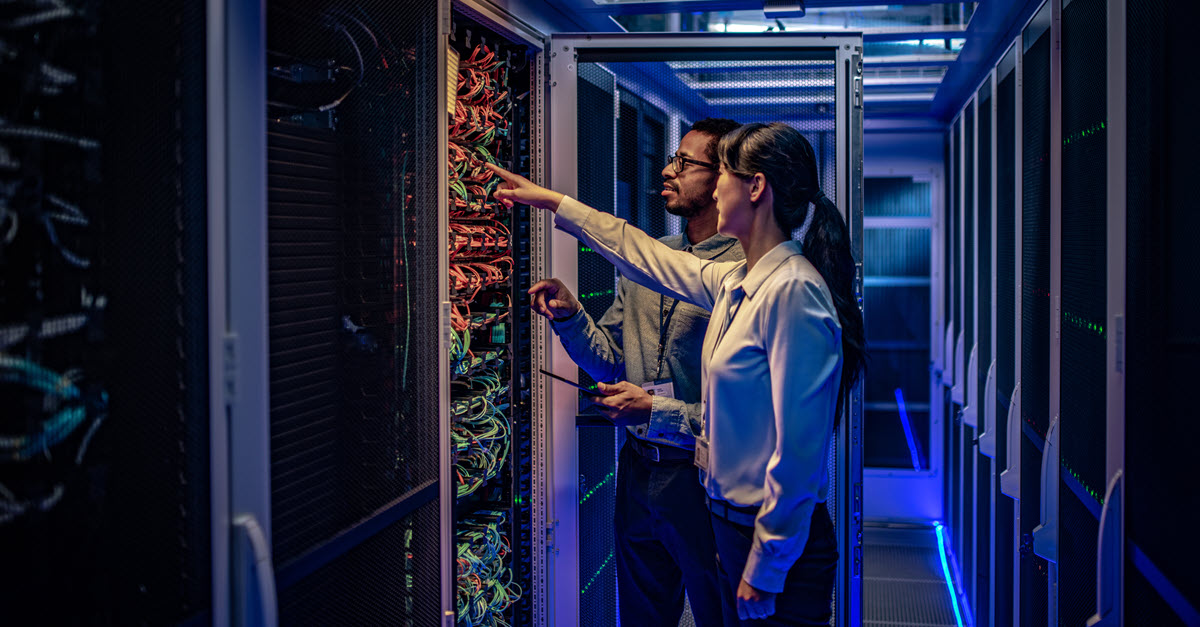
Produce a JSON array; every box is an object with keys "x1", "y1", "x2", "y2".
[
  {"x1": 451, "y1": 390, "x2": 509, "y2": 498},
  {"x1": 456, "y1": 511, "x2": 523, "y2": 627},
  {"x1": 0, "y1": 354, "x2": 87, "y2": 461}
]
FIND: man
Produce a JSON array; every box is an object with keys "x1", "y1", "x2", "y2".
[{"x1": 529, "y1": 118, "x2": 744, "y2": 626}]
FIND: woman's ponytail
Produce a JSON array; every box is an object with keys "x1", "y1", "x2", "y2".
[{"x1": 803, "y1": 193, "x2": 866, "y2": 400}]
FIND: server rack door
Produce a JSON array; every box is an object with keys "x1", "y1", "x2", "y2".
[
  {"x1": 1125, "y1": 1, "x2": 1200, "y2": 626},
  {"x1": 1059, "y1": 0, "x2": 1108, "y2": 624},
  {"x1": 1, "y1": 1, "x2": 218, "y2": 623},
  {"x1": 1019, "y1": 3, "x2": 1054, "y2": 625},
  {"x1": 994, "y1": 42, "x2": 1019, "y2": 627},
  {"x1": 975, "y1": 75, "x2": 994, "y2": 627},
  {"x1": 961, "y1": 97, "x2": 976, "y2": 611},
  {"x1": 264, "y1": 0, "x2": 445, "y2": 619},
  {"x1": 548, "y1": 33, "x2": 862, "y2": 627}
]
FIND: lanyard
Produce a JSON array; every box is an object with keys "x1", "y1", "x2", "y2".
[
  {"x1": 653, "y1": 239, "x2": 738, "y2": 380},
  {"x1": 655, "y1": 295, "x2": 681, "y2": 380}
]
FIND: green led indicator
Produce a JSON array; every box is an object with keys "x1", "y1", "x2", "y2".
[
  {"x1": 581, "y1": 550, "x2": 615, "y2": 596},
  {"x1": 580, "y1": 289, "x2": 616, "y2": 300},
  {"x1": 580, "y1": 470, "x2": 616, "y2": 505}
]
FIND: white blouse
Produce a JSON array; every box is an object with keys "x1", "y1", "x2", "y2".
[{"x1": 555, "y1": 196, "x2": 844, "y2": 593}]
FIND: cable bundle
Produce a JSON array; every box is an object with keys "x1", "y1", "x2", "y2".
[
  {"x1": 456, "y1": 511, "x2": 523, "y2": 627},
  {"x1": 447, "y1": 33, "x2": 523, "y2": 626}
]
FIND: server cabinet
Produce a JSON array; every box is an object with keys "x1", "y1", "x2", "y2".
[
  {"x1": 1057, "y1": 0, "x2": 1109, "y2": 625},
  {"x1": 256, "y1": 1, "x2": 547, "y2": 625},
  {"x1": 0, "y1": 1, "x2": 221, "y2": 623},
  {"x1": 1123, "y1": 1, "x2": 1200, "y2": 626},
  {"x1": 546, "y1": 33, "x2": 863, "y2": 627},
  {"x1": 994, "y1": 41, "x2": 1018, "y2": 627},
  {"x1": 1019, "y1": 4, "x2": 1054, "y2": 625},
  {"x1": 975, "y1": 77, "x2": 994, "y2": 627}
]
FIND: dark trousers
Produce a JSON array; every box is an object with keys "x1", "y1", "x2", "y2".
[
  {"x1": 711, "y1": 503, "x2": 837, "y2": 626},
  {"x1": 614, "y1": 439, "x2": 726, "y2": 627}
]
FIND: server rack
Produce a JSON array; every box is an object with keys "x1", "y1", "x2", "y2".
[
  {"x1": 257, "y1": 1, "x2": 547, "y2": 624},
  {"x1": 994, "y1": 41, "x2": 1018, "y2": 627},
  {"x1": 0, "y1": 1, "x2": 217, "y2": 623},
  {"x1": 1020, "y1": 5, "x2": 1054, "y2": 625},
  {"x1": 1058, "y1": 0, "x2": 1109, "y2": 624},
  {"x1": 975, "y1": 75, "x2": 994, "y2": 627}
]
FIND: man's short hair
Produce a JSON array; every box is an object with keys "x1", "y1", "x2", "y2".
[{"x1": 689, "y1": 118, "x2": 742, "y2": 162}]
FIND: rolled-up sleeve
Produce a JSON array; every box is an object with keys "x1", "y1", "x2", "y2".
[
  {"x1": 742, "y1": 278, "x2": 842, "y2": 593},
  {"x1": 554, "y1": 196, "x2": 737, "y2": 312}
]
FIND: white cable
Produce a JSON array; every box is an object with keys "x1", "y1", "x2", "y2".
[
  {"x1": 4, "y1": 6, "x2": 74, "y2": 29},
  {"x1": 0, "y1": 123, "x2": 99, "y2": 150}
]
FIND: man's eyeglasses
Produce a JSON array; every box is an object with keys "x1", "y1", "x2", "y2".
[{"x1": 667, "y1": 155, "x2": 718, "y2": 173}]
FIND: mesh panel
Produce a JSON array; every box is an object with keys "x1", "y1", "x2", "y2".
[
  {"x1": 996, "y1": 72, "x2": 1017, "y2": 402},
  {"x1": 972, "y1": 85, "x2": 992, "y2": 627},
  {"x1": 576, "y1": 62, "x2": 621, "y2": 627},
  {"x1": 1060, "y1": 0, "x2": 1108, "y2": 504},
  {"x1": 865, "y1": 177, "x2": 931, "y2": 217},
  {"x1": 944, "y1": 135, "x2": 953, "y2": 329},
  {"x1": 1059, "y1": 1, "x2": 1109, "y2": 623},
  {"x1": 1127, "y1": 0, "x2": 1200, "y2": 622},
  {"x1": 0, "y1": 1, "x2": 211, "y2": 622},
  {"x1": 864, "y1": 285, "x2": 929, "y2": 346},
  {"x1": 1020, "y1": 434, "x2": 1049, "y2": 626},
  {"x1": 278, "y1": 499, "x2": 441, "y2": 626},
  {"x1": 1022, "y1": 31, "x2": 1052, "y2": 439},
  {"x1": 865, "y1": 229, "x2": 930, "y2": 277},
  {"x1": 994, "y1": 72, "x2": 1016, "y2": 627},
  {"x1": 863, "y1": 177, "x2": 932, "y2": 471},
  {"x1": 265, "y1": 0, "x2": 441, "y2": 571},
  {"x1": 977, "y1": 83, "x2": 992, "y2": 406},
  {"x1": 963, "y1": 104, "x2": 975, "y2": 369},
  {"x1": 864, "y1": 409, "x2": 929, "y2": 470},
  {"x1": 951, "y1": 123, "x2": 960, "y2": 335}
]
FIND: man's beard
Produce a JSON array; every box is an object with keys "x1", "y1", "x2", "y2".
[{"x1": 664, "y1": 188, "x2": 706, "y2": 218}]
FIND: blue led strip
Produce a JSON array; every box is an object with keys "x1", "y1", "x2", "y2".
[
  {"x1": 894, "y1": 387, "x2": 922, "y2": 471},
  {"x1": 933, "y1": 522, "x2": 966, "y2": 627}
]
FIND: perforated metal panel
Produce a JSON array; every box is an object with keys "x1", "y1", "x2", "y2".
[
  {"x1": 973, "y1": 80, "x2": 992, "y2": 627},
  {"x1": 951, "y1": 123, "x2": 960, "y2": 338},
  {"x1": 1059, "y1": 0, "x2": 1108, "y2": 622},
  {"x1": 1022, "y1": 25, "x2": 1052, "y2": 442},
  {"x1": 279, "y1": 499, "x2": 442, "y2": 626},
  {"x1": 1126, "y1": 0, "x2": 1200, "y2": 624},
  {"x1": 0, "y1": 1, "x2": 212, "y2": 622},
  {"x1": 1020, "y1": 18, "x2": 1053, "y2": 626},
  {"x1": 993, "y1": 65, "x2": 1017, "y2": 627},
  {"x1": 262, "y1": 5, "x2": 443, "y2": 624}
]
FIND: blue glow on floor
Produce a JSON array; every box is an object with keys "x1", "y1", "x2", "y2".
[
  {"x1": 894, "y1": 387, "x2": 922, "y2": 470},
  {"x1": 933, "y1": 522, "x2": 966, "y2": 627}
]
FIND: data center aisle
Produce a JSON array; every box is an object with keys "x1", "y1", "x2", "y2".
[{"x1": 864, "y1": 524, "x2": 962, "y2": 627}]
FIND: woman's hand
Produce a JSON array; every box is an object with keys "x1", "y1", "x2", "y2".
[
  {"x1": 484, "y1": 163, "x2": 565, "y2": 212},
  {"x1": 737, "y1": 578, "x2": 777, "y2": 621}
]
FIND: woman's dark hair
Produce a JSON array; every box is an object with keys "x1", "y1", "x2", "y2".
[{"x1": 717, "y1": 122, "x2": 866, "y2": 402}]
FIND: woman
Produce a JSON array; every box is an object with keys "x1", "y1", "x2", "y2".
[{"x1": 489, "y1": 122, "x2": 865, "y2": 625}]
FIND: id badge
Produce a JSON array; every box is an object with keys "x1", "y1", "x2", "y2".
[
  {"x1": 694, "y1": 437, "x2": 710, "y2": 471},
  {"x1": 640, "y1": 378, "x2": 676, "y2": 400}
]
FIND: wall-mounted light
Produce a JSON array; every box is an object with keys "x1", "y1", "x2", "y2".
[{"x1": 763, "y1": 0, "x2": 805, "y2": 20}]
